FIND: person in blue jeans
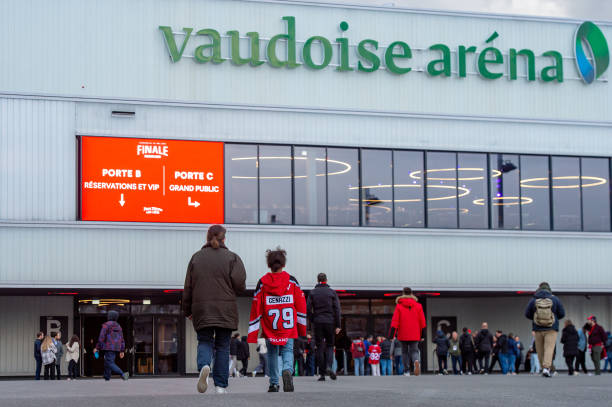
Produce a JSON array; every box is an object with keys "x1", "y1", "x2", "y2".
[
  {"x1": 267, "y1": 339, "x2": 295, "y2": 388},
  {"x1": 94, "y1": 310, "x2": 128, "y2": 381},
  {"x1": 34, "y1": 332, "x2": 43, "y2": 380},
  {"x1": 391, "y1": 338, "x2": 403, "y2": 375},
  {"x1": 379, "y1": 336, "x2": 393, "y2": 376},
  {"x1": 603, "y1": 331, "x2": 612, "y2": 372},
  {"x1": 351, "y1": 337, "x2": 366, "y2": 376}
]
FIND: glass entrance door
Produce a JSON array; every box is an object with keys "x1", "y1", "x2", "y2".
[
  {"x1": 156, "y1": 316, "x2": 179, "y2": 374},
  {"x1": 133, "y1": 316, "x2": 154, "y2": 375}
]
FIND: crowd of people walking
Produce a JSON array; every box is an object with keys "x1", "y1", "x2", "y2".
[{"x1": 33, "y1": 224, "x2": 611, "y2": 393}]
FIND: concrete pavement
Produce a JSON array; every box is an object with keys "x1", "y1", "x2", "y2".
[{"x1": 1, "y1": 374, "x2": 610, "y2": 407}]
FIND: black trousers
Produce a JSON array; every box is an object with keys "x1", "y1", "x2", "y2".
[
  {"x1": 461, "y1": 351, "x2": 475, "y2": 373},
  {"x1": 565, "y1": 355, "x2": 576, "y2": 375},
  {"x1": 489, "y1": 354, "x2": 500, "y2": 373},
  {"x1": 515, "y1": 353, "x2": 522, "y2": 374},
  {"x1": 477, "y1": 351, "x2": 490, "y2": 372},
  {"x1": 437, "y1": 354, "x2": 447, "y2": 372},
  {"x1": 575, "y1": 350, "x2": 588, "y2": 374},
  {"x1": 68, "y1": 360, "x2": 78, "y2": 379},
  {"x1": 314, "y1": 323, "x2": 335, "y2": 376},
  {"x1": 55, "y1": 364, "x2": 61, "y2": 380},
  {"x1": 239, "y1": 358, "x2": 248, "y2": 376},
  {"x1": 44, "y1": 364, "x2": 55, "y2": 380},
  {"x1": 294, "y1": 353, "x2": 305, "y2": 376}
]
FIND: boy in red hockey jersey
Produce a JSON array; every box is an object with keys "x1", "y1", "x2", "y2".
[{"x1": 248, "y1": 247, "x2": 307, "y2": 393}]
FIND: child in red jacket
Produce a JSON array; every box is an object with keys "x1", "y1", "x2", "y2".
[
  {"x1": 248, "y1": 247, "x2": 307, "y2": 392},
  {"x1": 368, "y1": 341, "x2": 382, "y2": 376}
]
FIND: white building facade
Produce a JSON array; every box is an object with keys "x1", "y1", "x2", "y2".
[{"x1": 1, "y1": 0, "x2": 612, "y2": 375}]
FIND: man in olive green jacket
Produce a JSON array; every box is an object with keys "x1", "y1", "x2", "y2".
[{"x1": 183, "y1": 225, "x2": 246, "y2": 394}]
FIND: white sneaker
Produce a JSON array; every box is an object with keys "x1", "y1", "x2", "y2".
[
  {"x1": 542, "y1": 368, "x2": 551, "y2": 377},
  {"x1": 403, "y1": 372, "x2": 410, "y2": 377},
  {"x1": 215, "y1": 386, "x2": 228, "y2": 394},
  {"x1": 252, "y1": 372, "x2": 257, "y2": 378},
  {"x1": 197, "y1": 365, "x2": 210, "y2": 393}
]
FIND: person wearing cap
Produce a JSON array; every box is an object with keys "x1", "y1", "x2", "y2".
[
  {"x1": 524, "y1": 282, "x2": 565, "y2": 378},
  {"x1": 586, "y1": 315, "x2": 607, "y2": 375}
]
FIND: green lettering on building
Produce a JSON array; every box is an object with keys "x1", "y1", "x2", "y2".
[{"x1": 158, "y1": 18, "x2": 610, "y2": 85}]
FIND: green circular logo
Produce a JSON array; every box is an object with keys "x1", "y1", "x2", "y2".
[{"x1": 575, "y1": 21, "x2": 609, "y2": 84}]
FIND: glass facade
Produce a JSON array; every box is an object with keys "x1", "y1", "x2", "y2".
[{"x1": 224, "y1": 143, "x2": 612, "y2": 232}]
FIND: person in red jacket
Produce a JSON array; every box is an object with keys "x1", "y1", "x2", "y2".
[
  {"x1": 368, "y1": 341, "x2": 382, "y2": 376},
  {"x1": 390, "y1": 287, "x2": 426, "y2": 376},
  {"x1": 247, "y1": 247, "x2": 307, "y2": 393}
]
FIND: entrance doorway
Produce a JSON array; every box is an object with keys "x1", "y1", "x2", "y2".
[{"x1": 79, "y1": 303, "x2": 183, "y2": 376}]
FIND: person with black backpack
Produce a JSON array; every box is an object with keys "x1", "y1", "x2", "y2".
[
  {"x1": 459, "y1": 327, "x2": 475, "y2": 374},
  {"x1": 524, "y1": 282, "x2": 565, "y2": 378}
]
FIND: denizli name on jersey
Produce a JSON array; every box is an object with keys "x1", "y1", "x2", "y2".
[{"x1": 266, "y1": 295, "x2": 294, "y2": 305}]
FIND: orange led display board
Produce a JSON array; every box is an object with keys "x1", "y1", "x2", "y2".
[{"x1": 80, "y1": 136, "x2": 224, "y2": 223}]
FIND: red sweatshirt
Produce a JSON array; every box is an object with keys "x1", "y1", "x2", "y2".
[{"x1": 247, "y1": 271, "x2": 307, "y2": 345}]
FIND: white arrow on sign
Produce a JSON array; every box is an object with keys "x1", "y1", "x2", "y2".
[
  {"x1": 188, "y1": 197, "x2": 200, "y2": 208},
  {"x1": 119, "y1": 193, "x2": 125, "y2": 207}
]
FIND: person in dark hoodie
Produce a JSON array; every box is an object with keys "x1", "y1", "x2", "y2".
[
  {"x1": 586, "y1": 315, "x2": 607, "y2": 375},
  {"x1": 561, "y1": 319, "x2": 579, "y2": 376},
  {"x1": 524, "y1": 282, "x2": 565, "y2": 378},
  {"x1": 390, "y1": 287, "x2": 426, "y2": 376},
  {"x1": 433, "y1": 330, "x2": 450, "y2": 375},
  {"x1": 34, "y1": 332, "x2": 44, "y2": 380},
  {"x1": 474, "y1": 322, "x2": 493, "y2": 374},
  {"x1": 229, "y1": 333, "x2": 240, "y2": 377},
  {"x1": 459, "y1": 328, "x2": 475, "y2": 375},
  {"x1": 379, "y1": 336, "x2": 393, "y2": 376},
  {"x1": 238, "y1": 336, "x2": 250, "y2": 376},
  {"x1": 306, "y1": 272, "x2": 341, "y2": 382},
  {"x1": 94, "y1": 310, "x2": 128, "y2": 381}
]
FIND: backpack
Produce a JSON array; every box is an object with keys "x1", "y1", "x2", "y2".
[{"x1": 533, "y1": 298, "x2": 555, "y2": 327}]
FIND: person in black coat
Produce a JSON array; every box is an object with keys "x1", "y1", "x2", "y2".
[
  {"x1": 459, "y1": 328, "x2": 476, "y2": 374},
  {"x1": 293, "y1": 336, "x2": 306, "y2": 376},
  {"x1": 433, "y1": 330, "x2": 450, "y2": 374},
  {"x1": 561, "y1": 320, "x2": 579, "y2": 376},
  {"x1": 475, "y1": 322, "x2": 493, "y2": 374},
  {"x1": 237, "y1": 336, "x2": 250, "y2": 376}
]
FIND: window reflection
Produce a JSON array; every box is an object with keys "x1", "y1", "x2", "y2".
[
  {"x1": 394, "y1": 151, "x2": 424, "y2": 228},
  {"x1": 552, "y1": 157, "x2": 581, "y2": 231},
  {"x1": 259, "y1": 145, "x2": 292, "y2": 224},
  {"x1": 225, "y1": 144, "x2": 258, "y2": 224},
  {"x1": 294, "y1": 147, "x2": 327, "y2": 225},
  {"x1": 426, "y1": 152, "x2": 458, "y2": 228},
  {"x1": 328, "y1": 148, "x2": 359, "y2": 226},
  {"x1": 458, "y1": 153, "x2": 488, "y2": 229},
  {"x1": 361, "y1": 149, "x2": 392, "y2": 227},
  {"x1": 520, "y1": 155, "x2": 550, "y2": 230},
  {"x1": 490, "y1": 154, "x2": 520, "y2": 230},
  {"x1": 581, "y1": 158, "x2": 610, "y2": 232}
]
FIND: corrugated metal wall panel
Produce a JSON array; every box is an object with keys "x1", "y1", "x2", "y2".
[
  {"x1": 75, "y1": 102, "x2": 612, "y2": 157},
  {"x1": 0, "y1": 0, "x2": 610, "y2": 122},
  {"x1": 0, "y1": 296, "x2": 72, "y2": 375},
  {"x1": 0, "y1": 98, "x2": 76, "y2": 221},
  {"x1": 1, "y1": 225, "x2": 612, "y2": 291}
]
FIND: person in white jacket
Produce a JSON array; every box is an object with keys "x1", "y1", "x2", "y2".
[{"x1": 65, "y1": 335, "x2": 81, "y2": 380}]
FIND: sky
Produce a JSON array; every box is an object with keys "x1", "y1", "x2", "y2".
[{"x1": 294, "y1": 0, "x2": 612, "y2": 22}]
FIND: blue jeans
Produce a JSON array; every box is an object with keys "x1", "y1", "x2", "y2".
[
  {"x1": 508, "y1": 354, "x2": 516, "y2": 373},
  {"x1": 267, "y1": 339, "x2": 294, "y2": 386},
  {"x1": 35, "y1": 358, "x2": 42, "y2": 380},
  {"x1": 451, "y1": 355, "x2": 461, "y2": 374},
  {"x1": 500, "y1": 353, "x2": 511, "y2": 374},
  {"x1": 603, "y1": 355, "x2": 612, "y2": 372},
  {"x1": 354, "y1": 357, "x2": 365, "y2": 376},
  {"x1": 530, "y1": 353, "x2": 541, "y2": 373},
  {"x1": 394, "y1": 355, "x2": 403, "y2": 375},
  {"x1": 103, "y1": 351, "x2": 124, "y2": 380},
  {"x1": 380, "y1": 358, "x2": 392, "y2": 376},
  {"x1": 196, "y1": 327, "x2": 232, "y2": 388},
  {"x1": 306, "y1": 353, "x2": 315, "y2": 376}
]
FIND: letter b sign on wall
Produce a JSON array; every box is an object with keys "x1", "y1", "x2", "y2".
[{"x1": 40, "y1": 316, "x2": 68, "y2": 344}]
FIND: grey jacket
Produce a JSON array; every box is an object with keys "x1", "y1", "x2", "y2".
[{"x1": 53, "y1": 339, "x2": 64, "y2": 365}]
